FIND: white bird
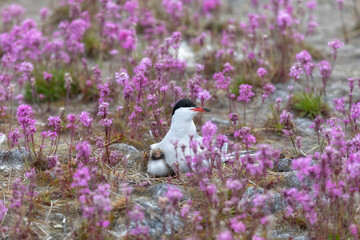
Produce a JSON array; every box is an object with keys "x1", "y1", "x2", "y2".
[{"x1": 147, "y1": 99, "x2": 211, "y2": 176}]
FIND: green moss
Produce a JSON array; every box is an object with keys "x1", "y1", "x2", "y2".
[
  {"x1": 292, "y1": 92, "x2": 328, "y2": 119},
  {"x1": 298, "y1": 42, "x2": 324, "y2": 61},
  {"x1": 24, "y1": 68, "x2": 79, "y2": 103},
  {"x1": 229, "y1": 75, "x2": 253, "y2": 95},
  {"x1": 84, "y1": 28, "x2": 101, "y2": 57},
  {"x1": 327, "y1": 234, "x2": 341, "y2": 240},
  {"x1": 49, "y1": 5, "x2": 70, "y2": 26}
]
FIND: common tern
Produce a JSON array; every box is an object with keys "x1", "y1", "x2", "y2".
[{"x1": 147, "y1": 99, "x2": 210, "y2": 176}]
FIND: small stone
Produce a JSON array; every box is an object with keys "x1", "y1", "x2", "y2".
[
  {"x1": 275, "y1": 158, "x2": 292, "y2": 172},
  {"x1": 2, "y1": 169, "x2": 9, "y2": 177},
  {"x1": 0, "y1": 133, "x2": 8, "y2": 149},
  {"x1": 35, "y1": 121, "x2": 46, "y2": 127},
  {"x1": 53, "y1": 224, "x2": 63, "y2": 229},
  {"x1": 55, "y1": 213, "x2": 65, "y2": 220}
]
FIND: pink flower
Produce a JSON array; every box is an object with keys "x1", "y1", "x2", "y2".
[
  {"x1": 292, "y1": 156, "x2": 312, "y2": 181},
  {"x1": 115, "y1": 71, "x2": 129, "y2": 86},
  {"x1": 203, "y1": 0, "x2": 221, "y2": 15},
  {"x1": 40, "y1": 7, "x2": 50, "y2": 20},
  {"x1": 165, "y1": 186, "x2": 183, "y2": 206},
  {"x1": 8, "y1": 129, "x2": 22, "y2": 147},
  {"x1": 76, "y1": 141, "x2": 91, "y2": 163},
  {"x1": 296, "y1": 50, "x2": 312, "y2": 65},
  {"x1": 306, "y1": 0, "x2": 317, "y2": 10},
  {"x1": 328, "y1": 39, "x2": 344, "y2": 51},
  {"x1": 279, "y1": 110, "x2": 293, "y2": 127},
  {"x1": 289, "y1": 62, "x2": 303, "y2": 80},
  {"x1": 257, "y1": 67, "x2": 267, "y2": 78},
  {"x1": 277, "y1": 11, "x2": 293, "y2": 29},
  {"x1": 217, "y1": 230, "x2": 233, "y2": 240},
  {"x1": 0, "y1": 200, "x2": 7, "y2": 221},
  {"x1": 43, "y1": 71, "x2": 53, "y2": 82},
  {"x1": 237, "y1": 84, "x2": 254, "y2": 103},
  {"x1": 318, "y1": 60, "x2": 332, "y2": 79},
  {"x1": 226, "y1": 178, "x2": 243, "y2": 191},
  {"x1": 162, "y1": 0, "x2": 183, "y2": 19},
  {"x1": 201, "y1": 121, "x2": 217, "y2": 149},
  {"x1": 349, "y1": 224, "x2": 358, "y2": 236},
  {"x1": 48, "y1": 116, "x2": 62, "y2": 132},
  {"x1": 47, "y1": 155, "x2": 58, "y2": 169},
  {"x1": 262, "y1": 83, "x2": 275, "y2": 99},
  {"x1": 129, "y1": 205, "x2": 145, "y2": 221},
  {"x1": 234, "y1": 127, "x2": 256, "y2": 147},
  {"x1": 229, "y1": 113, "x2": 239, "y2": 124},
  {"x1": 79, "y1": 111, "x2": 93, "y2": 128},
  {"x1": 214, "y1": 72, "x2": 230, "y2": 89},
  {"x1": 198, "y1": 89, "x2": 212, "y2": 104},
  {"x1": 71, "y1": 167, "x2": 91, "y2": 188},
  {"x1": 333, "y1": 97, "x2": 345, "y2": 113},
  {"x1": 230, "y1": 217, "x2": 246, "y2": 233}
]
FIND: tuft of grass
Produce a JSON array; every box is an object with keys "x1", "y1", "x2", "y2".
[
  {"x1": 292, "y1": 92, "x2": 328, "y2": 119},
  {"x1": 265, "y1": 105, "x2": 285, "y2": 133}
]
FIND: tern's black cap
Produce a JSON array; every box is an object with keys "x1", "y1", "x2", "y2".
[{"x1": 172, "y1": 99, "x2": 197, "y2": 115}]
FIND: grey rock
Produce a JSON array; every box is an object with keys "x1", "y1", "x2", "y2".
[
  {"x1": 1, "y1": 169, "x2": 9, "y2": 177},
  {"x1": 110, "y1": 143, "x2": 141, "y2": 169},
  {"x1": 294, "y1": 236, "x2": 310, "y2": 240},
  {"x1": 284, "y1": 172, "x2": 301, "y2": 189},
  {"x1": 293, "y1": 118, "x2": 314, "y2": 136},
  {"x1": 271, "y1": 231, "x2": 292, "y2": 240},
  {"x1": 210, "y1": 117, "x2": 230, "y2": 127},
  {"x1": 275, "y1": 158, "x2": 292, "y2": 172},
  {"x1": 136, "y1": 198, "x2": 183, "y2": 237},
  {"x1": 178, "y1": 42, "x2": 195, "y2": 70},
  {"x1": 271, "y1": 231, "x2": 310, "y2": 240},
  {"x1": 146, "y1": 183, "x2": 188, "y2": 201},
  {"x1": 284, "y1": 172, "x2": 312, "y2": 189},
  {"x1": 243, "y1": 187, "x2": 286, "y2": 214},
  {"x1": 0, "y1": 133, "x2": 8, "y2": 149},
  {"x1": 244, "y1": 186, "x2": 265, "y2": 199},
  {"x1": 110, "y1": 143, "x2": 139, "y2": 158},
  {"x1": 115, "y1": 197, "x2": 183, "y2": 238},
  {"x1": 270, "y1": 191, "x2": 285, "y2": 214},
  {"x1": 0, "y1": 147, "x2": 32, "y2": 169}
]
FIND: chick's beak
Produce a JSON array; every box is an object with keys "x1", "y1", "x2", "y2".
[{"x1": 190, "y1": 107, "x2": 211, "y2": 112}]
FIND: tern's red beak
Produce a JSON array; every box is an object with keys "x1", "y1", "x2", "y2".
[{"x1": 190, "y1": 107, "x2": 211, "y2": 112}]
